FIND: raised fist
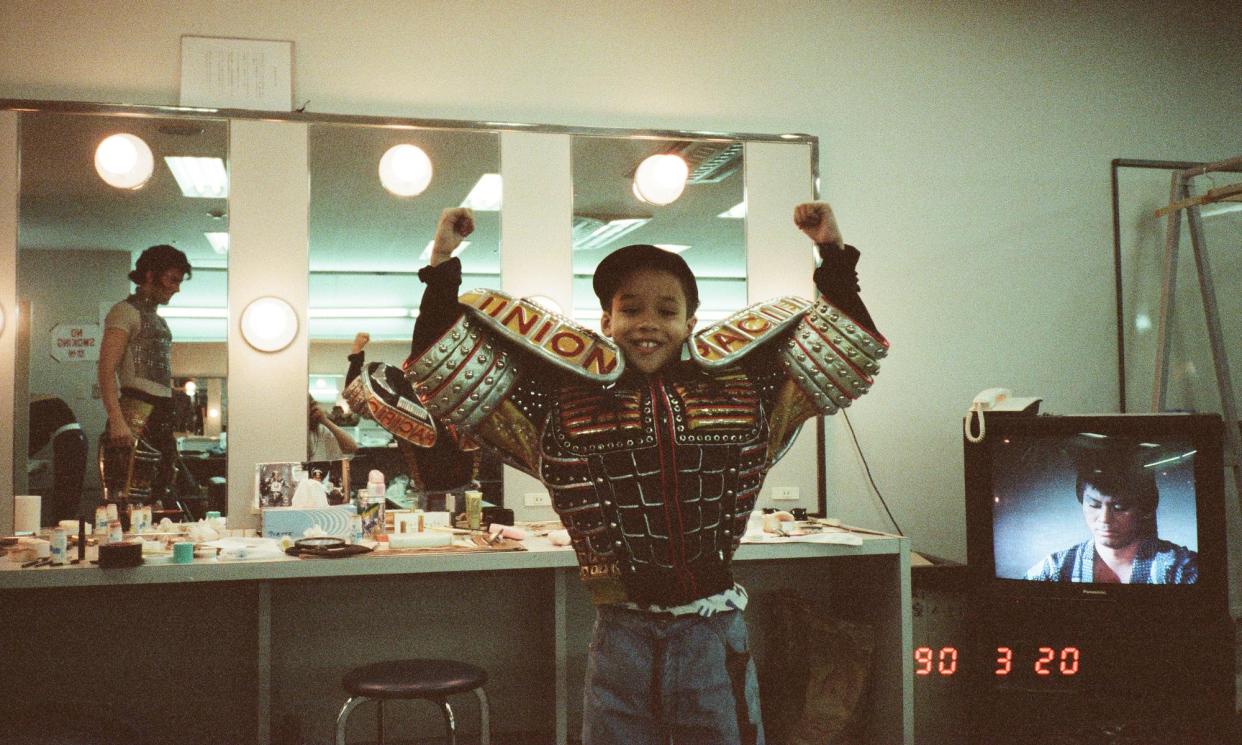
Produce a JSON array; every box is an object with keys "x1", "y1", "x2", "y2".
[
  {"x1": 350, "y1": 332, "x2": 370, "y2": 355},
  {"x1": 793, "y1": 202, "x2": 842, "y2": 246},
  {"x1": 429, "y1": 207, "x2": 475, "y2": 266}
]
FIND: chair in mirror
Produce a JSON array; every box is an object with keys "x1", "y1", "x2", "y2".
[
  {"x1": 307, "y1": 123, "x2": 503, "y2": 511},
  {"x1": 16, "y1": 110, "x2": 229, "y2": 525},
  {"x1": 570, "y1": 134, "x2": 747, "y2": 331}
]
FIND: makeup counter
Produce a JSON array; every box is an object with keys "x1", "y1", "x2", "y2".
[{"x1": 0, "y1": 516, "x2": 911, "y2": 745}]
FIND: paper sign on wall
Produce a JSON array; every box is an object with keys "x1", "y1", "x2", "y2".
[
  {"x1": 50, "y1": 323, "x2": 101, "y2": 362},
  {"x1": 180, "y1": 35, "x2": 294, "y2": 111}
]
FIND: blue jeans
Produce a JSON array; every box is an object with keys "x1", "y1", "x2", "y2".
[{"x1": 583, "y1": 606, "x2": 764, "y2": 745}]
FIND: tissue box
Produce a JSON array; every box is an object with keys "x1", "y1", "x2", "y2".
[{"x1": 261, "y1": 504, "x2": 357, "y2": 540}]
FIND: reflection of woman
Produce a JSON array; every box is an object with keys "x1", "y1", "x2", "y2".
[{"x1": 1025, "y1": 444, "x2": 1198, "y2": 584}]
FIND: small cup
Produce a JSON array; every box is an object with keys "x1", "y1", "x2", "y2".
[{"x1": 173, "y1": 541, "x2": 194, "y2": 564}]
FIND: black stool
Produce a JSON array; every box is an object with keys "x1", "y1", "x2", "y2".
[{"x1": 335, "y1": 659, "x2": 489, "y2": 745}]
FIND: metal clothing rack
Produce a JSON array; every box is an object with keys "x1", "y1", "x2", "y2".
[{"x1": 1151, "y1": 154, "x2": 1242, "y2": 507}]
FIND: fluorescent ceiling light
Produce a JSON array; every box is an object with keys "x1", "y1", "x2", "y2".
[
  {"x1": 718, "y1": 202, "x2": 746, "y2": 219},
  {"x1": 158, "y1": 307, "x2": 227, "y2": 319},
  {"x1": 573, "y1": 218, "x2": 649, "y2": 252},
  {"x1": 654, "y1": 244, "x2": 690, "y2": 254},
  {"x1": 1200, "y1": 202, "x2": 1242, "y2": 219},
  {"x1": 420, "y1": 240, "x2": 470, "y2": 262},
  {"x1": 461, "y1": 174, "x2": 502, "y2": 211},
  {"x1": 204, "y1": 232, "x2": 229, "y2": 254},
  {"x1": 308, "y1": 307, "x2": 410, "y2": 319},
  {"x1": 574, "y1": 307, "x2": 732, "y2": 324},
  {"x1": 164, "y1": 156, "x2": 228, "y2": 198}
]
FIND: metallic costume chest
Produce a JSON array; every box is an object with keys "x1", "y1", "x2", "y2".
[{"x1": 539, "y1": 367, "x2": 770, "y2": 605}]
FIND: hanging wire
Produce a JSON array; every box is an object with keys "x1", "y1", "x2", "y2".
[{"x1": 841, "y1": 409, "x2": 904, "y2": 536}]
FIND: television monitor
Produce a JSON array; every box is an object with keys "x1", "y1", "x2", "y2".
[{"x1": 965, "y1": 412, "x2": 1228, "y2": 608}]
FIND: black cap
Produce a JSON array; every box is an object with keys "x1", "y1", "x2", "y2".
[
  {"x1": 128, "y1": 244, "x2": 192, "y2": 285},
  {"x1": 591, "y1": 244, "x2": 700, "y2": 314}
]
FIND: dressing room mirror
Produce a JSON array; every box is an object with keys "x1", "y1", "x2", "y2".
[
  {"x1": 16, "y1": 110, "x2": 229, "y2": 522},
  {"x1": 307, "y1": 123, "x2": 502, "y2": 505},
  {"x1": 570, "y1": 135, "x2": 747, "y2": 329}
]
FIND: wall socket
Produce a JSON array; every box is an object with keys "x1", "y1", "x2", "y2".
[
  {"x1": 524, "y1": 492, "x2": 552, "y2": 507},
  {"x1": 771, "y1": 486, "x2": 800, "y2": 500}
]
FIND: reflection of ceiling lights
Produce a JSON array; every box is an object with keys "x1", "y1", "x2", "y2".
[
  {"x1": 164, "y1": 156, "x2": 228, "y2": 198},
  {"x1": 158, "y1": 307, "x2": 228, "y2": 318},
  {"x1": 461, "y1": 173, "x2": 502, "y2": 211},
  {"x1": 573, "y1": 216, "x2": 649, "y2": 251},
  {"x1": 1201, "y1": 202, "x2": 1242, "y2": 219},
  {"x1": 183, "y1": 380, "x2": 197, "y2": 397},
  {"x1": 379, "y1": 144, "x2": 433, "y2": 196},
  {"x1": 204, "y1": 232, "x2": 229, "y2": 254},
  {"x1": 633, "y1": 154, "x2": 688, "y2": 206},
  {"x1": 419, "y1": 240, "x2": 470, "y2": 262},
  {"x1": 308, "y1": 307, "x2": 411, "y2": 318},
  {"x1": 95, "y1": 133, "x2": 154, "y2": 189},
  {"x1": 718, "y1": 202, "x2": 746, "y2": 219},
  {"x1": 653, "y1": 244, "x2": 690, "y2": 254}
]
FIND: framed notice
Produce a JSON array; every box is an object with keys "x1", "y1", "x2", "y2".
[
  {"x1": 49, "y1": 323, "x2": 100, "y2": 362},
  {"x1": 180, "y1": 35, "x2": 293, "y2": 111}
]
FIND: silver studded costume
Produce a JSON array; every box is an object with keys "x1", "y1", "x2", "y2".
[{"x1": 405, "y1": 253, "x2": 888, "y2": 608}]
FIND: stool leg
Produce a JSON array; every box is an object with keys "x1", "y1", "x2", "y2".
[
  {"x1": 473, "y1": 688, "x2": 490, "y2": 745},
  {"x1": 335, "y1": 696, "x2": 366, "y2": 745},
  {"x1": 437, "y1": 699, "x2": 457, "y2": 745},
  {"x1": 376, "y1": 699, "x2": 385, "y2": 744}
]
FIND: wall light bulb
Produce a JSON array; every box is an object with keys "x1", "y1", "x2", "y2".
[
  {"x1": 240, "y1": 296, "x2": 299, "y2": 352},
  {"x1": 95, "y1": 133, "x2": 155, "y2": 190},
  {"x1": 379, "y1": 144, "x2": 433, "y2": 196},
  {"x1": 633, "y1": 154, "x2": 689, "y2": 206}
]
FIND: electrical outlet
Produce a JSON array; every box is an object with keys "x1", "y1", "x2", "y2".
[
  {"x1": 771, "y1": 486, "x2": 799, "y2": 501},
  {"x1": 524, "y1": 492, "x2": 552, "y2": 507}
]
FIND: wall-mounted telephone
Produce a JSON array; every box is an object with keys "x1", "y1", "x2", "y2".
[{"x1": 964, "y1": 388, "x2": 1042, "y2": 443}]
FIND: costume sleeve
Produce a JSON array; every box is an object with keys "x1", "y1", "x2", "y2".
[
  {"x1": 345, "y1": 352, "x2": 365, "y2": 387},
  {"x1": 407, "y1": 258, "x2": 466, "y2": 364},
  {"x1": 748, "y1": 242, "x2": 889, "y2": 463}
]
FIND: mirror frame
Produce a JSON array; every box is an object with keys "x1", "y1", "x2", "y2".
[{"x1": 0, "y1": 98, "x2": 821, "y2": 534}]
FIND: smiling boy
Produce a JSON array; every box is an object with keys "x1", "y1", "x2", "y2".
[{"x1": 384, "y1": 202, "x2": 887, "y2": 744}]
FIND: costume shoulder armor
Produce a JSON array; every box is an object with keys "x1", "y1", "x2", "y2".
[
  {"x1": 458, "y1": 289, "x2": 623, "y2": 382},
  {"x1": 343, "y1": 362, "x2": 437, "y2": 447},
  {"x1": 690, "y1": 297, "x2": 812, "y2": 368}
]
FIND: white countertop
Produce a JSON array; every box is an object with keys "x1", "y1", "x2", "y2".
[{"x1": 0, "y1": 529, "x2": 906, "y2": 590}]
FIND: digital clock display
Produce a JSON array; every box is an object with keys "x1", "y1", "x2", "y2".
[{"x1": 914, "y1": 643, "x2": 1082, "y2": 683}]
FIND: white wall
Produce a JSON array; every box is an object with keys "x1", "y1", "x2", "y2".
[{"x1": 2, "y1": 0, "x2": 1238, "y2": 560}]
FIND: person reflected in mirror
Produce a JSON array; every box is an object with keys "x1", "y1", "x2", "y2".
[
  {"x1": 405, "y1": 202, "x2": 888, "y2": 745},
  {"x1": 307, "y1": 394, "x2": 358, "y2": 461},
  {"x1": 1025, "y1": 444, "x2": 1198, "y2": 584},
  {"x1": 97, "y1": 245, "x2": 192, "y2": 506},
  {"x1": 27, "y1": 395, "x2": 88, "y2": 524},
  {"x1": 291, "y1": 467, "x2": 330, "y2": 509}
]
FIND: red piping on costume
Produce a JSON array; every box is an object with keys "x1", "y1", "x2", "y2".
[{"x1": 652, "y1": 377, "x2": 696, "y2": 598}]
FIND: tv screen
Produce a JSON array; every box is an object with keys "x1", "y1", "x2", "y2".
[{"x1": 966, "y1": 413, "x2": 1226, "y2": 601}]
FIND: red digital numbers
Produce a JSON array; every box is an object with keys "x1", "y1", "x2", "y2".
[
  {"x1": 1059, "y1": 646, "x2": 1081, "y2": 675},
  {"x1": 914, "y1": 646, "x2": 958, "y2": 676},
  {"x1": 995, "y1": 646, "x2": 1013, "y2": 676}
]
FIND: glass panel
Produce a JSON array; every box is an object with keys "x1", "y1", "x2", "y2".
[
  {"x1": 1117, "y1": 167, "x2": 1242, "y2": 418},
  {"x1": 570, "y1": 135, "x2": 747, "y2": 330},
  {"x1": 18, "y1": 111, "x2": 229, "y2": 523},
  {"x1": 307, "y1": 123, "x2": 502, "y2": 505}
]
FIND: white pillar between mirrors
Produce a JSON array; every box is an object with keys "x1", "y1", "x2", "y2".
[
  {"x1": 227, "y1": 119, "x2": 310, "y2": 529},
  {"x1": 498, "y1": 130, "x2": 573, "y2": 522},
  {"x1": 0, "y1": 111, "x2": 17, "y2": 535},
  {"x1": 743, "y1": 141, "x2": 818, "y2": 512}
]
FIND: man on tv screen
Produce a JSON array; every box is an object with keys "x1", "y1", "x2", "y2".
[{"x1": 1025, "y1": 443, "x2": 1198, "y2": 584}]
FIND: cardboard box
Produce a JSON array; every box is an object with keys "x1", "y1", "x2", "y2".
[{"x1": 261, "y1": 504, "x2": 357, "y2": 540}]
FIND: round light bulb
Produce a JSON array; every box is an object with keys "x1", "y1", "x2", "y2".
[
  {"x1": 378, "y1": 144, "x2": 433, "y2": 196},
  {"x1": 240, "y1": 296, "x2": 299, "y2": 352},
  {"x1": 633, "y1": 154, "x2": 689, "y2": 206},
  {"x1": 208, "y1": 407, "x2": 220, "y2": 419},
  {"x1": 95, "y1": 133, "x2": 155, "y2": 190},
  {"x1": 184, "y1": 380, "x2": 197, "y2": 398}
]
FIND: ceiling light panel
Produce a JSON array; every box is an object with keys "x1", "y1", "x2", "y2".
[
  {"x1": 164, "y1": 156, "x2": 228, "y2": 198},
  {"x1": 461, "y1": 173, "x2": 503, "y2": 211}
]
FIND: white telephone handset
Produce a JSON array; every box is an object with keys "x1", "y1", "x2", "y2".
[{"x1": 964, "y1": 389, "x2": 1010, "y2": 443}]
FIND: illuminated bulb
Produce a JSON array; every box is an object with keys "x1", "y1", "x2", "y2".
[
  {"x1": 633, "y1": 153, "x2": 689, "y2": 206},
  {"x1": 184, "y1": 380, "x2": 197, "y2": 397},
  {"x1": 95, "y1": 133, "x2": 155, "y2": 189},
  {"x1": 208, "y1": 407, "x2": 220, "y2": 419},
  {"x1": 378, "y1": 144, "x2": 433, "y2": 196},
  {"x1": 240, "y1": 296, "x2": 298, "y2": 352}
]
